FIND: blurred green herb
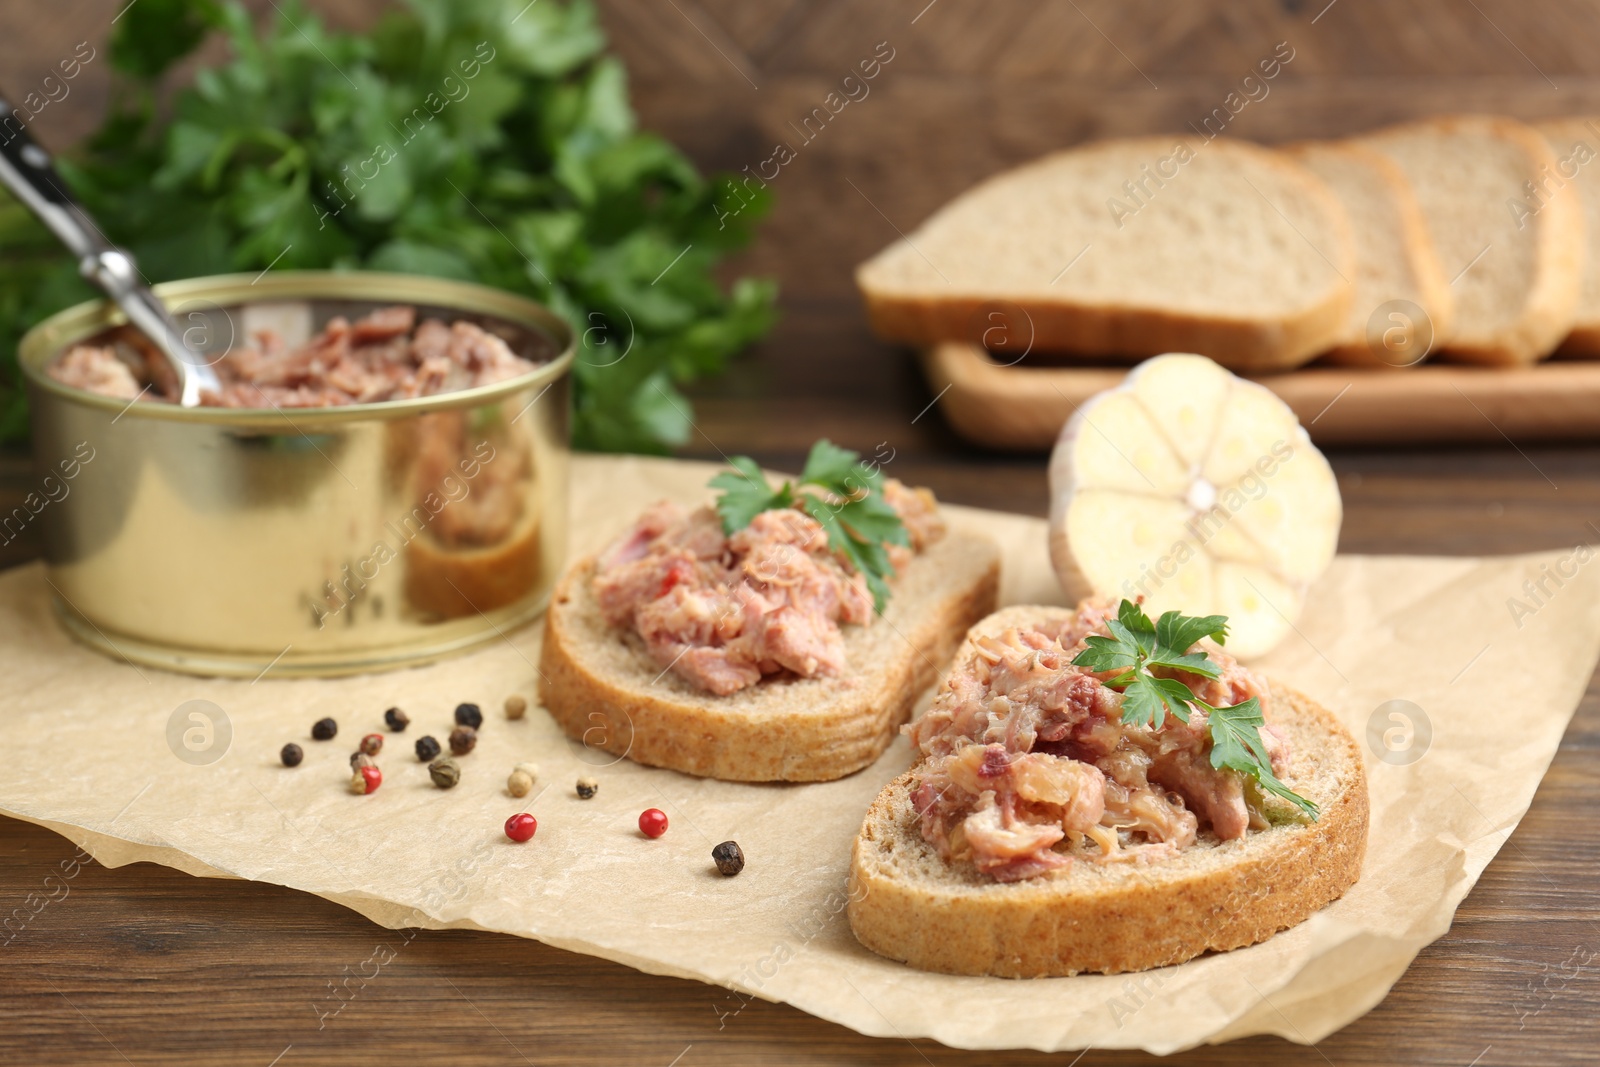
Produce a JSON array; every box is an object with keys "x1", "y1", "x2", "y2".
[{"x1": 0, "y1": 0, "x2": 775, "y2": 452}]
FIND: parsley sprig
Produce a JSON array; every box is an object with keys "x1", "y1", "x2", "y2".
[
  {"x1": 709, "y1": 440, "x2": 909, "y2": 613},
  {"x1": 1072, "y1": 600, "x2": 1318, "y2": 818}
]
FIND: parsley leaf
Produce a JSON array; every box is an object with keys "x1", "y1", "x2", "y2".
[
  {"x1": 1148, "y1": 610, "x2": 1227, "y2": 677},
  {"x1": 0, "y1": 0, "x2": 777, "y2": 453},
  {"x1": 710, "y1": 457, "x2": 788, "y2": 534},
  {"x1": 1120, "y1": 673, "x2": 1196, "y2": 728},
  {"x1": 1072, "y1": 634, "x2": 1141, "y2": 676},
  {"x1": 794, "y1": 439, "x2": 863, "y2": 489},
  {"x1": 1071, "y1": 598, "x2": 1317, "y2": 818},
  {"x1": 708, "y1": 439, "x2": 908, "y2": 613},
  {"x1": 1115, "y1": 599, "x2": 1157, "y2": 654},
  {"x1": 1208, "y1": 698, "x2": 1319, "y2": 817}
]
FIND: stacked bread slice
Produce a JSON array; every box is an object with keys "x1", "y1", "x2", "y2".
[
  {"x1": 1535, "y1": 117, "x2": 1600, "y2": 356},
  {"x1": 1360, "y1": 116, "x2": 1583, "y2": 366},
  {"x1": 1281, "y1": 141, "x2": 1452, "y2": 367},
  {"x1": 857, "y1": 114, "x2": 1596, "y2": 371}
]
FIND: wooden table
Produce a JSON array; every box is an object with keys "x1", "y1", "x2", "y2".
[{"x1": 6, "y1": 1, "x2": 1600, "y2": 1063}]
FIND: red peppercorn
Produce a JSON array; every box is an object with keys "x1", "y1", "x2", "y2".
[
  {"x1": 350, "y1": 765, "x2": 382, "y2": 795},
  {"x1": 504, "y1": 813, "x2": 538, "y2": 842},
  {"x1": 359, "y1": 733, "x2": 383, "y2": 756},
  {"x1": 638, "y1": 808, "x2": 668, "y2": 838}
]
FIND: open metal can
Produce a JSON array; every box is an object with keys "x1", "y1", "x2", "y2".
[{"x1": 19, "y1": 271, "x2": 573, "y2": 677}]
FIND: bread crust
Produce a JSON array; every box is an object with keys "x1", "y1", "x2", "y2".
[
  {"x1": 538, "y1": 530, "x2": 1001, "y2": 782},
  {"x1": 846, "y1": 608, "x2": 1369, "y2": 977},
  {"x1": 855, "y1": 138, "x2": 1355, "y2": 373}
]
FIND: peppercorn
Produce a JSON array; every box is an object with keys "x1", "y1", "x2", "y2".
[
  {"x1": 384, "y1": 707, "x2": 410, "y2": 732},
  {"x1": 449, "y1": 725, "x2": 477, "y2": 756},
  {"x1": 639, "y1": 808, "x2": 668, "y2": 838},
  {"x1": 576, "y1": 776, "x2": 598, "y2": 800},
  {"x1": 349, "y1": 765, "x2": 382, "y2": 795},
  {"x1": 359, "y1": 733, "x2": 383, "y2": 756},
  {"x1": 504, "y1": 813, "x2": 538, "y2": 842},
  {"x1": 429, "y1": 757, "x2": 461, "y2": 789},
  {"x1": 350, "y1": 751, "x2": 374, "y2": 771},
  {"x1": 415, "y1": 735, "x2": 441, "y2": 762},
  {"x1": 514, "y1": 761, "x2": 539, "y2": 781},
  {"x1": 280, "y1": 743, "x2": 303, "y2": 768},
  {"x1": 504, "y1": 695, "x2": 527, "y2": 720},
  {"x1": 712, "y1": 841, "x2": 745, "y2": 877},
  {"x1": 455, "y1": 702, "x2": 483, "y2": 729},
  {"x1": 507, "y1": 770, "x2": 533, "y2": 798},
  {"x1": 311, "y1": 717, "x2": 338, "y2": 741}
]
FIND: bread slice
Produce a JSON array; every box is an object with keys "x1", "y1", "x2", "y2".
[
  {"x1": 1361, "y1": 115, "x2": 1584, "y2": 366},
  {"x1": 1285, "y1": 141, "x2": 1454, "y2": 367},
  {"x1": 1535, "y1": 117, "x2": 1600, "y2": 357},
  {"x1": 855, "y1": 137, "x2": 1355, "y2": 373},
  {"x1": 537, "y1": 530, "x2": 1001, "y2": 782},
  {"x1": 847, "y1": 607, "x2": 1369, "y2": 977}
]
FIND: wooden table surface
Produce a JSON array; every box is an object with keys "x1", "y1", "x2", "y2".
[{"x1": 6, "y1": 2, "x2": 1600, "y2": 1064}]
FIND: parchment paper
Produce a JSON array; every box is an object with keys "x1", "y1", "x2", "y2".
[{"x1": 2, "y1": 454, "x2": 1597, "y2": 1054}]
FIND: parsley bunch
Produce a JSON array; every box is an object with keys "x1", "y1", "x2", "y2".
[
  {"x1": 1072, "y1": 599, "x2": 1318, "y2": 818},
  {"x1": 709, "y1": 440, "x2": 909, "y2": 613},
  {"x1": 0, "y1": 0, "x2": 776, "y2": 452}
]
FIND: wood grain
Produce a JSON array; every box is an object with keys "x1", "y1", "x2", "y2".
[{"x1": 4, "y1": 2, "x2": 1600, "y2": 1064}]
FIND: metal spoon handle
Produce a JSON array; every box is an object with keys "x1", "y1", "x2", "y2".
[{"x1": 0, "y1": 101, "x2": 217, "y2": 406}]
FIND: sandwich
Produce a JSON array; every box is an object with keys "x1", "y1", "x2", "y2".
[
  {"x1": 848, "y1": 598, "x2": 1368, "y2": 976},
  {"x1": 538, "y1": 440, "x2": 1001, "y2": 782}
]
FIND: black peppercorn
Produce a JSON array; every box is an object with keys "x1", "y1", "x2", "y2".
[
  {"x1": 449, "y1": 725, "x2": 477, "y2": 756},
  {"x1": 311, "y1": 717, "x2": 338, "y2": 741},
  {"x1": 415, "y1": 735, "x2": 441, "y2": 762},
  {"x1": 454, "y1": 702, "x2": 483, "y2": 729},
  {"x1": 712, "y1": 841, "x2": 745, "y2": 877},
  {"x1": 429, "y1": 757, "x2": 461, "y2": 789},
  {"x1": 384, "y1": 707, "x2": 410, "y2": 732},
  {"x1": 576, "y1": 776, "x2": 598, "y2": 800},
  {"x1": 280, "y1": 743, "x2": 303, "y2": 768}
]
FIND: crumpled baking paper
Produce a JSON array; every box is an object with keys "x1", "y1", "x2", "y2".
[{"x1": 1, "y1": 454, "x2": 1596, "y2": 1054}]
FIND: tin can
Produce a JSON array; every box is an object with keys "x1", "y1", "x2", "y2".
[{"x1": 19, "y1": 271, "x2": 573, "y2": 677}]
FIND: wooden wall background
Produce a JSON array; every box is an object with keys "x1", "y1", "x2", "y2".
[
  {"x1": 11, "y1": 1, "x2": 1600, "y2": 301},
  {"x1": 6, "y1": 0, "x2": 1600, "y2": 465}
]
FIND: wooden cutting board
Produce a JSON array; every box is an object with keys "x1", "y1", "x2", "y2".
[{"x1": 921, "y1": 342, "x2": 1600, "y2": 450}]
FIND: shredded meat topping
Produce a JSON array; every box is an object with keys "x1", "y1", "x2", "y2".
[
  {"x1": 592, "y1": 482, "x2": 944, "y2": 696},
  {"x1": 49, "y1": 305, "x2": 537, "y2": 408},
  {"x1": 908, "y1": 598, "x2": 1290, "y2": 882}
]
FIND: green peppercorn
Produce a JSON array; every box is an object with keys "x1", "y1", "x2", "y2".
[
  {"x1": 504, "y1": 695, "x2": 527, "y2": 720},
  {"x1": 455, "y1": 703, "x2": 483, "y2": 729},
  {"x1": 415, "y1": 735, "x2": 441, "y2": 762},
  {"x1": 576, "y1": 776, "x2": 598, "y2": 800},
  {"x1": 311, "y1": 717, "x2": 337, "y2": 741},
  {"x1": 280, "y1": 743, "x2": 303, "y2": 767},
  {"x1": 384, "y1": 707, "x2": 410, "y2": 732},
  {"x1": 449, "y1": 725, "x2": 476, "y2": 756},
  {"x1": 712, "y1": 841, "x2": 745, "y2": 877},
  {"x1": 429, "y1": 757, "x2": 461, "y2": 789}
]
